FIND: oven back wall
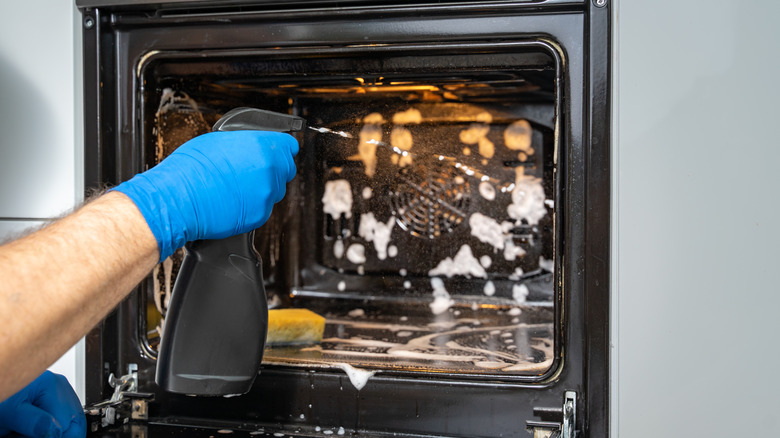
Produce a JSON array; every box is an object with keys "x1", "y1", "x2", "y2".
[{"x1": 613, "y1": 0, "x2": 780, "y2": 435}]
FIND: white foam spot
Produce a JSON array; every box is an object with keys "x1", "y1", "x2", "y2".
[
  {"x1": 480, "y1": 255, "x2": 492, "y2": 268},
  {"x1": 355, "y1": 119, "x2": 382, "y2": 177},
  {"x1": 393, "y1": 108, "x2": 423, "y2": 124},
  {"x1": 504, "y1": 119, "x2": 533, "y2": 152},
  {"x1": 348, "y1": 308, "x2": 365, "y2": 318},
  {"x1": 475, "y1": 112, "x2": 493, "y2": 123},
  {"x1": 397, "y1": 331, "x2": 413, "y2": 337},
  {"x1": 390, "y1": 127, "x2": 413, "y2": 167},
  {"x1": 399, "y1": 268, "x2": 407, "y2": 276},
  {"x1": 503, "y1": 238, "x2": 527, "y2": 261},
  {"x1": 335, "y1": 363, "x2": 376, "y2": 390},
  {"x1": 358, "y1": 213, "x2": 395, "y2": 260},
  {"x1": 508, "y1": 174, "x2": 547, "y2": 226},
  {"x1": 508, "y1": 307, "x2": 522, "y2": 316},
  {"x1": 469, "y1": 213, "x2": 507, "y2": 251},
  {"x1": 362, "y1": 187, "x2": 373, "y2": 199},
  {"x1": 478, "y1": 137, "x2": 495, "y2": 159},
  {"x1": 429, "y1": 245, "x2": 487, "y2": 278},
  {"x1": 338, "y1": 281, "x2": 346, "y2": 291},
  {"x1": 333, "y1": 240, "x2": 344, "y2": 259},
  {"x1": 363, "y1": 113, "x2": 385, "y2": 124},
  {"x1": 459, "y1": 124, "x2": 489, "y2": 144},
  {"x1": 337, "y1": 427, "x2": 346, "y2": 436},
  {"x1": 322, "y1": 180, "x2": 353, "y2": 219},
  {"x1": 478, "y1": 181, "x2": 496, "y2": 201},
  {"x1": 357, "y1": 265, "x2": 365, "y2": 275},
  {"x1": 403, "y1": 280, "x2": 411, "y2": 289},
  {"x1": 388, "y1": 245, "x2": 398, "y2": 258},
  {"x1": 512, "y1": 284, "x2": 529, "y2": 304},
  {"x1": 539, "y1": 256, "x2": 554, "y2": 272},
  {"x1": 346, "y1": 244, "x2": 366, "y2": 264},
  {"x1": 509, "y1": 267, "x2": 524, "y2": 281},
  {"x1": 429, "y1": 278, "x2": 454, "y2": 315},
  {"x1": 483, "y1": 281, "x2": 496, "y2": 296}
]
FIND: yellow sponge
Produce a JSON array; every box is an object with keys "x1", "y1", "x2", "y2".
[{"x1": 266, "y1": 309, "x2": 326, "y2": 346}]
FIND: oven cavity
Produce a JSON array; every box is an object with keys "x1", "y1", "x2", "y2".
[{"x1": 141, "y1": 43, "x2": 559, "y2": 380}]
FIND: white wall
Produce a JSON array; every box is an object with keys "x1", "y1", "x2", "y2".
[
  {"x1": 0, "y1": 1, "x2": 84, "y2": 403},
  {"x1": 612, "y1": 0, "x2": 780, "y2": 435}
]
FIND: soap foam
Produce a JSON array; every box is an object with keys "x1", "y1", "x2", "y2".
[
  {"x1": 335, "y1": 363, "x2": 376, "y2": 390},
  {"x1": 333, "y1": 240, "x2": 345, "y2": 259},
  {"x1": 503, "y1": 238, "x2": 527, "y2": 261},
  {"x1": 459, "y1": 124, "x2": 489, "y2": 144},
  {"x1": 429, "y1": 278, "x2": 454, "y2": 315},
  {"x1": 358, "y1": 213, "x2": 396, "y2": 260},
  {"x1": 392, "y1": 108, "x2": 423, "y2": 124},
  {"x1": 354, "y1": 116, "x2": 383, "y2": 177},
  {"x1": 390, "y1": 127, "x2": 413, "y2": 167},
  {"x1": 539, "y1": 256, "x2": 554, "y2": 272},
  {"x1": 429, "y1": 245, "x2": 487, "y2": 278},
  {"x1": 469, "y1": 213, "x2": 507, "y2": 251},
  {"x1": 483, "y1": 281, "x2": 496, "y2": 296},
  {"x1": 508, "y1": 172, "x2": 547, "y2": 226},
  {"x1": 346, "y1": 244, "x2": 366, "y2": 264},
  {"x1": 504, "y1": 119, "x2": 533, "y2": 153},
  {"x1": 512, "y1": 284, "x2": 529, "y2": 304},
  {"x1": 322, "y1": 179, "x2": 353, "y2": 219},
  {"x1": 478, "y1": 181, "x2": 496, "y2": 201}
]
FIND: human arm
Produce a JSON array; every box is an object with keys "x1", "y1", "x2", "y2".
[
  {"x1": 0, "y1": 191, "x2": 159, "y2": 402},
  {"x1": 0, "y1": 130, "x2": 298, "y2": 402}
]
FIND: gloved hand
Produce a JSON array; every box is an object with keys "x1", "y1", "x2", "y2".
[
  {"x1": 112, "y1": 131, "x2": 299, "y2": 261},
  {"x1": 0, "y1": 371, "x2": 86, "y2": 438}
]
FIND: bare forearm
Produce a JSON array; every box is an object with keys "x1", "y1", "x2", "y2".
[{"x1": 0, "y1": 191, "x2": 158, "y2": 401}]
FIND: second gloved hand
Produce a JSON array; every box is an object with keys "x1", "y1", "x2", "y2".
[
  {"x1": 0, "y1": 371, "x2": 86, "y2": 438},
  {"x1": 112, "y1": 131, "x2": 299, "y2": 261}
]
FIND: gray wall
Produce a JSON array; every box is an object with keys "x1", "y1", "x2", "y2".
[
  {"x1": 0, "y1": 1, "x2": 84, "y2": 402},
  {"x1": 612, "y1": 0, "x2": 780, "y2": 435}
]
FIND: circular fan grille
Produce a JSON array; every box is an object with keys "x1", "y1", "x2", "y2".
[{"x1": 391, "y1": 162, "x2": 470, "y2": 238}]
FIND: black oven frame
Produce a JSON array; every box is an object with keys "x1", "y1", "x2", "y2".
[{"x1": 78, "y1": 1, "x2": 611, "y2": 436}]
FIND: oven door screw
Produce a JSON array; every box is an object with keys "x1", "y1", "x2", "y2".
[{"x1": 594, "y1": 0, "x2": 607, "y2": 7}]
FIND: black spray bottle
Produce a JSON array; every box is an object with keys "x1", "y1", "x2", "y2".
[{"x1": 155, "y1": 108, "x2": 306, "y2": 396}]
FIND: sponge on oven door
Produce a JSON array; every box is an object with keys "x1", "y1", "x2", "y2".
[{"x1": 266, "y1": 309, "x2": 326, "y2": 346}]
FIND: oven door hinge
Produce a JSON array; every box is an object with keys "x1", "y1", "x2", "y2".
[
  {"x1": 526, "y1": 391, "x2": 578, "y2": 438},
  {"x1": 84, "y1": 364, "x2": 155, "y2": 433}
]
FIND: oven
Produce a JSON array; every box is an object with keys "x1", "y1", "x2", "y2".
[{"x1": 77, "y1": 1, "x2": 610, "y2": 437}]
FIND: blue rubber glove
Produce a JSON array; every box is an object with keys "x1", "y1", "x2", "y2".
[
  {"x1": 112, "y1": 131, "x2": 299, "y2": 261},
  {"x1": 0, "y1": 371, "x2": 86, "y2": 438}
]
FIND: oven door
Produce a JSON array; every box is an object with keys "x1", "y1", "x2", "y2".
[{"x1": 78, "y1": 1, "x2": 610, "y2": 437}]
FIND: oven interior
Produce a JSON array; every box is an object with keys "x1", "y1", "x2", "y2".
[{"x1": 141, "y1": 45, "x2": 560, "y2": 382}]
